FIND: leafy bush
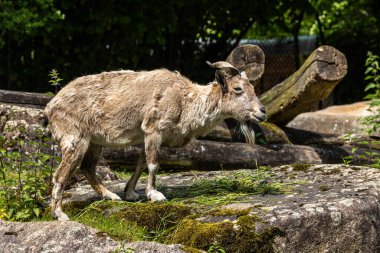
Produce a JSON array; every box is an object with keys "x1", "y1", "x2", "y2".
[
  {"x1": 0, "y1": 117, "x2": 60, "y2": 221},
  {"x1": 362, "y1": 51, "x2": 380, "y2": 135},
  {"x1": 343, "y1": 51, "x2": 380, "y2": 167}
]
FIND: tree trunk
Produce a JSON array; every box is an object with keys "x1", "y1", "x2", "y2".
[{"x1": 260, "y1": 45, "x2": 347, "y2": 125}]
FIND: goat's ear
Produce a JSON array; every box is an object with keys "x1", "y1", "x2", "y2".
[{"x1": 215, "y1": 70, "x2": 228, "y2": 94}]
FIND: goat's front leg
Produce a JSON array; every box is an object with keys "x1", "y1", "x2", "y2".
[
  {"x1": 145, "y1": 132, "x2": 166, "y2": 202},
  {"x1": 124, "y1": 148, "x2": 145, "y2": 201}
]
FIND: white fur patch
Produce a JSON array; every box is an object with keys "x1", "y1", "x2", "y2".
[
  {"x1": 104, "y1": 190, "x2": 122, "y2": 201},
  {"x1": 52, "y1": 183, "x2": 63, "y2": 199},
  {"x1": 147, "y1": 189, "x2": 167, "y2": 202},
  {"x1": 148, "y1": 163, "x2": 158, "y2": 173},
  {"x1": 61, "y1": 135, "x2": 76, "y2": 151},
  {"x1": 241, "y1": 71, "x2": 248, "y2": 80}
]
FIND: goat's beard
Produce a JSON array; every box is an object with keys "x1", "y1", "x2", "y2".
[{"x1": 240, "y1": 122, "x2": 255, "y2": 146}]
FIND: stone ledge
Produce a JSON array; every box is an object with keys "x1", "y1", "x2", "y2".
[
  {"x1": 0, "y1": 220, "x2": 188, "y2": 253},
  {"x1": 62, "y1": 164, "x2": 380, "y2": 252}
]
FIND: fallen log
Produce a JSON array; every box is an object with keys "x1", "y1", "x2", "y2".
[
  {"x1": 0, "y1": 90, "x2": 52, "y2": 107},
  {"x1": 260, "y1": 45, "x2": 347, "y2": 125},
  {"x1": 102, "y1": 140, "x2": 377, "y2": 170}
]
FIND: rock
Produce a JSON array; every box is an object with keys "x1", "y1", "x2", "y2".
[
  {"x1": 0, "y1": 220, "x2": 188, "y2": 253},
  {"x1": 0, "y1": 103, "x2": 46, "y2": 128},
  {"x1": 287, "y1": 101, "x2": 374, "y2": 136},
  {"x1": 124, "y1": 241, "x2": 189, "y2": 253},
  {"x1": 62, "y1": 164, "x2": 380, "y2": 252},
  {"x1": 0, "y1": 220, "x2": 119, "y2": 253},
  {"x1": 261, "y1": 164, "x2": 380, "y2": 252}
]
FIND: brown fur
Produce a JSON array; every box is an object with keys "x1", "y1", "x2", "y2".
[{"x1": 44, "y1": 63, "x2": 265, "y2": 221}]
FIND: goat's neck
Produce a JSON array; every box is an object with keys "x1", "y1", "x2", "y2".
[{"x1": 187, "y1": 82, "x2": 223, "y2": 132}]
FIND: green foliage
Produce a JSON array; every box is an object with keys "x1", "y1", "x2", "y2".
[
  {"x1": 342, "y1": 52, "x2": 380, "y2": 167},
  {"x1": 0, "y1": 120, "x2": 60, "y2": 221},
  {"x1": 48, "y1": 69, "x2": 63, "y2": 94},
  {"x1": 342, "y1": 132, "x2": 380, "y2": 168},
  {"x1": 0, "y1": 0, "x2": 274, "y2": 92},
  {"x1": 208, "y1": 244, "x2": 226, "y2": 253},
  {"x1": 362, "y1": 51, "x2": 380, "y2": 135},
  {"x1": 0, "y1": 0, "x2": 64, "y2": 47}
]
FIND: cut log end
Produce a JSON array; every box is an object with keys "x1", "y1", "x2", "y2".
[
  {"x1": 226, "y1": 44, "x2": 265, "y2": 84},
  {"x1": 315, "y1": 45, "x2": 348, "y2": 81}
]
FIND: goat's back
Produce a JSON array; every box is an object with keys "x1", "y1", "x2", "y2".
[{"x1": 44, "y1": 69, "x2": 193, "y2": 144}]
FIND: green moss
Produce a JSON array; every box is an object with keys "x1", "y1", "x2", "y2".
[
  {"x1": 205, "y1": 207, "x2": 252, "y2": 217},
  {"x1": 75, "y1": 210, "x2": 146, "y2": 241},
  {"x1": 292, "y1": 164, "x2": 312, "y2": 172},
  {"x1": 116, "y1": 202, "x2": 193, "y2": 232},
  {"x1": 172, "y1": 218, "x2": 234, "y2": 250},
  {"x1": 172, "y1": 215, "x2": 284, "y2": 253},
  {"x1": 64, "y1": 200, "x2": 193, "y2": 242}
]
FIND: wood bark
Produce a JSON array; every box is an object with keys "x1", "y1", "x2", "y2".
[
  {"x1": 0, "y1": 90, "x2": 52, "y2": 107},
  {"x1": 101, "y1": 140, "x2": 375, "y2": 170},
  {"x1": 260, "y1": 45, "x2": 347, "y2": 125}
]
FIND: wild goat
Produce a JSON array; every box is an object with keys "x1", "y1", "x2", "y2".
[{"x1": 44, "y1": 61, "x2": 266, "y2": 221}]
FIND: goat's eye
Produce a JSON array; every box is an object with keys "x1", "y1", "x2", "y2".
[{"x1": 233, "y1": 87, "x2": 244, "y2": 94}]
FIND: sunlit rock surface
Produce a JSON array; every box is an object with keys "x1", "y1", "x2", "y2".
[{"x1": 60, "y1": 164, "x2": 380, "y2": 252}]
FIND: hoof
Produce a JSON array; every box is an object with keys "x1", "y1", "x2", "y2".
[
  {"x1": 125, "y1": 190, "x2": 140, "y2": 201},
  {"x1": 104, "y1": 191, "x2": 122, "y2": 201},
  {"x1": 53, "y1": 210, "x2": 70, "y2": 221},
  {"x1": 147, "y1": 190, "x2": 167, "y2": 202}
]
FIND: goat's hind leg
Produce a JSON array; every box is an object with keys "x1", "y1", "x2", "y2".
[
  {"x1": 51, "y1": 138, "x2": 89, "y2": 221},
  {"x1": 80, "y1": 143, "x2": 121, "y2": 201}
]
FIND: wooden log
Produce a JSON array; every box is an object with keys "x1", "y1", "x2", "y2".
[
  {"x1": 0, "y1": 90, "x2": 52, "y2": 107},
  {"x1": 260, "y1": 45, "x2": 347, "y2": 125},
  {"x1": 101, "y1": 140, "x2": 375, "y2": 170},
  {"x1": 226, "y1": 44, "x2": 265, "y2": 86}
]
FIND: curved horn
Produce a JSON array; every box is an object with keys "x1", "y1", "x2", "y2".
[
  {"x1": 206, "y1": 61, "x2": 240, "y2": 76},
  {"x1": 206, "y1": 61, "x2": 235, "y2": 69}
]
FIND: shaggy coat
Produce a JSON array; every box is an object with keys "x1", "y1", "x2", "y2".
[{"x1": 45, "y1": 62, "x2": 265, "y2": 221}]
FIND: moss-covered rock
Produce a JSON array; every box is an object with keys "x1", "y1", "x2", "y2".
[{"x1": 172, "y1": 214, "x2": 283, "y2": 253}]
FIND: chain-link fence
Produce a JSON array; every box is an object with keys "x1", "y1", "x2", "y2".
[{"x1": 241, "y1": 35, "x2": 317, "y2": 95}]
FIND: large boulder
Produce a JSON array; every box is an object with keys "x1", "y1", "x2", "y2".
[
  {"x1": 287, "y1": 101, "x2": 373, "y2": 136},
  {"x1": 0, "y1": 220, "x2": 118, "y2": 253},
  {"x1": 61, "y1": 165, "x2": 380, "y2": 252},
  {"x1": 0, "y1": 220, "x2": 188, "y2": 253}
]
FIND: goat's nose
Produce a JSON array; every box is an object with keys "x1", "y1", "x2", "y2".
[{"x1": 260, "y1": 107, "x2": 266, "y2": 114}]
